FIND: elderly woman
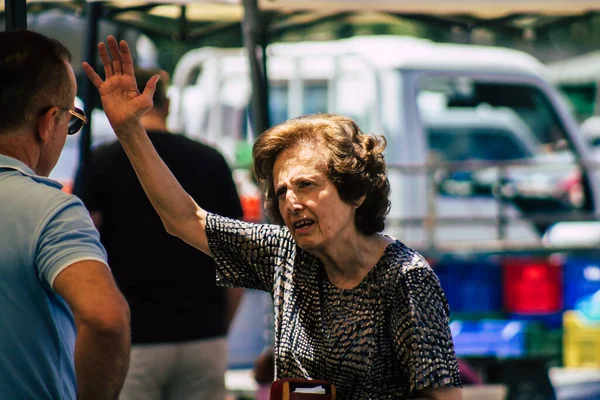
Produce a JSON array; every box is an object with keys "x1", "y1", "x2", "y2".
[{"x1": 84, "y1": 36, "x2": 462, "y2": 400}]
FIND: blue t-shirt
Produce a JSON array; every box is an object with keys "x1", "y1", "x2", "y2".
[{"x1": 0, "y1": 155, "x2": 108, "y2": 399}]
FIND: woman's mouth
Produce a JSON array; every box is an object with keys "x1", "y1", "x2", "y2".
[{"x1": 293, "y1": 219, "x2": 314, "y2": 233}]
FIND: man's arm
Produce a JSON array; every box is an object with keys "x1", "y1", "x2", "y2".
[{"x1": 53, "y1": 260, "x2": 130, "y2": 400}]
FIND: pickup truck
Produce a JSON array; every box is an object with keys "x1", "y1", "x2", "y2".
[{"x1": 168, "y1": 35, "x2": 600, "y2": 251}]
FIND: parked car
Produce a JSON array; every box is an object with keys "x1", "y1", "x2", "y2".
[{"x1": 422, "y1": 106, "x2": 541, "y2": 196}]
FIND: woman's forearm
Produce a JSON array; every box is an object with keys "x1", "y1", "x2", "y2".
[{"x1": 117, "y1": 123, "x2": 210, "y2": 253}]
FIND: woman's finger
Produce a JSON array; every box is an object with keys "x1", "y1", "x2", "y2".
[
  {"x1": 107, "y1": 36, "x2": 123, "y2": 75},
  {"x1": 119, "y1": 40, "x2": 136, "y2": 77},
  {"x1": 98, "y1": 42, "x2": 114, "y2": 78},
  {"x1": 141, "y1": 75, "x2": 160, "y2": 104},
  {"x1": 82, "y1": 62, "x2": 104, "y2": 89}
]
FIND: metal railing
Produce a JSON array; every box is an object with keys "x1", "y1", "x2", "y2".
[{"x1": 384, "y1": 157, "x2": 600, "y2": 255}]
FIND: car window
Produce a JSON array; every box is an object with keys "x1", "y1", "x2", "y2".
[{"x1": 428, "y1": 128, "x2": 531, "y2": 162}]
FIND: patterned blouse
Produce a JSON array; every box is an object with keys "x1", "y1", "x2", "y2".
[{"x1": 206, "y1": 214, "x2": 462, "y2": 399}]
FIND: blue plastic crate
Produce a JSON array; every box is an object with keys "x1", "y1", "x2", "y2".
[
  {"x1": 575, "y1": 290, "x2": 600, "y2": 321},
  {"x1": 507, "y1": 312, "x2": 563, "y2": 329},
  {"x1": 450, "y1": 320, "x2": 527, "y2": 357},
  {"x1": 434, "y1": 258, "x2": 502, "y2": 313},
  {"x1": 564, "y1": 258, "x2": 600, "y2": 310}
]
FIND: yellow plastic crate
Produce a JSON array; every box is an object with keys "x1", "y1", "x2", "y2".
[{"x1": 563, "y1": 311, "x2": 600, "y2": 368}]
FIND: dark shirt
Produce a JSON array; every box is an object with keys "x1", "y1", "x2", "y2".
[{"x1": 74, "y1": 131, "x2": 243, "y2": 344}]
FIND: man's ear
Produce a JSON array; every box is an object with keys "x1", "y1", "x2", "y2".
[{"x1": 35, "y1": 107, "x2": 58, "y2": 144}]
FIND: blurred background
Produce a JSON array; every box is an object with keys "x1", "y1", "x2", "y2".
[{"x1": 5, "y1": 1, "x2": 600, "y2": 399}]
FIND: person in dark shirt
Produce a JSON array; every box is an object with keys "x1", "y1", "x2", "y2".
[{"x1": 73, "y1": 67, "x2": 244, "y2": 400}]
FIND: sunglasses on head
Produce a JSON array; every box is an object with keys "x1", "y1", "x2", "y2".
[{"x1": 57, "y1": 106, "x2": 88, "y2": 135}]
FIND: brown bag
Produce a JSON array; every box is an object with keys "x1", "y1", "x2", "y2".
[{"x1": 270, "y1": 378, "x2": 336, "y2": 400}]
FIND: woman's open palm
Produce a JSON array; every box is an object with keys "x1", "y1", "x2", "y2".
[{"x1": 82, "y1": 35, "x2": 159, "y2": 134}]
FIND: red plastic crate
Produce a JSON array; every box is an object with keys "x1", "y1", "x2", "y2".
[
  {"x1": 241, "y1": 194, "x2": 263, "y2": 222},
  {"x1": 503, "y1": 257, "x2": 563, "y2": 313}
]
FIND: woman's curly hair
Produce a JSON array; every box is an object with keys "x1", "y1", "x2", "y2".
[{"x1": 252, "y1": 113, "x2": 391, "y2": 235}]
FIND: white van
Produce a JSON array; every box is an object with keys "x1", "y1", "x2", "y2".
[{"x1": 168, "y1": 35, "x2": 598, "y2": 250}]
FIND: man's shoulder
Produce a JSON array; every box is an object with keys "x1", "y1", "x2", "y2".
[
  {"x1": 0, "y1": 170, "x2": 84, "y2": 232},
  {"x1": 0, "y1": 168, "x2": 72, "y2": 204}
]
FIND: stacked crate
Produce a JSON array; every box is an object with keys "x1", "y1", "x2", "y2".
[
  {"x1": 434, "y1": 258, "x2": 503, "y2": 317},
  {"x1": 433, "y1": 253, "x2": 600, "y2": 368},
  {"x1": 450, "y1": 319, "x2": 528, "y2": 357},
  {"x1": 562, "y1": 258, "x2": 600, "y2": 368},
  {"x1": 435, "y1": 257, "x2": 528, "y2": 358},
  {"x1": 563, "y1": 310, "x2": 600, "y2": 368}
]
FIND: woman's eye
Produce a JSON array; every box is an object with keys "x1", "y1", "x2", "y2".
[
  {"x1": 299, "y1": 181, "x2": 312, "y2": 189},
  {"x1": 276, "y1": 188, "x2": 286, "y2": 199}
]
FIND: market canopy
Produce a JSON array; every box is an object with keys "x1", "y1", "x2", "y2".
[
  {"x1": 257, "y1": 0, "x2": 600, "y2": 15},
  {"x1": 4, "y1": 0, "x2": 600, "y2": 43},
  {"x1": 5, "y1": 0, "x2": 600, "y2": 16}
]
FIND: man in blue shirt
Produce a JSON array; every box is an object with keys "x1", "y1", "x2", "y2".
[{"x1": 0, "y1": 30, "x2": 131, "y2": 399}]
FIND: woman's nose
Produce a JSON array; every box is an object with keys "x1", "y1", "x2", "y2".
[{"x1": 286, "y1": 191, "x2": 303, "y2": 213}]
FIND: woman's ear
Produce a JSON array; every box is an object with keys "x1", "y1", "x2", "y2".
[
  {"x1": 35, "y1": 107, "x2": 58, "y2": 144},
  {"x1": 354, "y1": 195, "x2": 366, "y2": 208}
]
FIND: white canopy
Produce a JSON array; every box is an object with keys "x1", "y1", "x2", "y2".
[
  {"x1": 256, "y1": 0, "x2": 600, "y2": 17},
  {"x1": 3, "y1": 0, "x2": 600, "y2": 20}
]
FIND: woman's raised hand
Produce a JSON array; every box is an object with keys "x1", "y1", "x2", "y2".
[{"x1": 82, "y1": 36, "x2": 159, "y2": 135}]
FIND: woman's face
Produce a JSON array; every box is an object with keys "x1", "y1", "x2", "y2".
[{"x1": 272, "y1": 143, "x2": 358, "y2": 252}]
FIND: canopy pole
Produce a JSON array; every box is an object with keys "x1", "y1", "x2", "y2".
[
  {"x1": 4, "y1": 0, "x2": 27, "y2": 30},
  {"x1": 178, "y1": 5, "x2": 188, "y2": 41},
  {"x1": 76, "y1": 1, "x2": 102, "y2": 197},
  {"x1": 242, "y1": 0, "x2": 270, "y2": 137}
]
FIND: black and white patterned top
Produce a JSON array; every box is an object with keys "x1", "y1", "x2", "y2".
[{"x1": 206, "y1": 214, "x2": 462, "y2": 399}]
